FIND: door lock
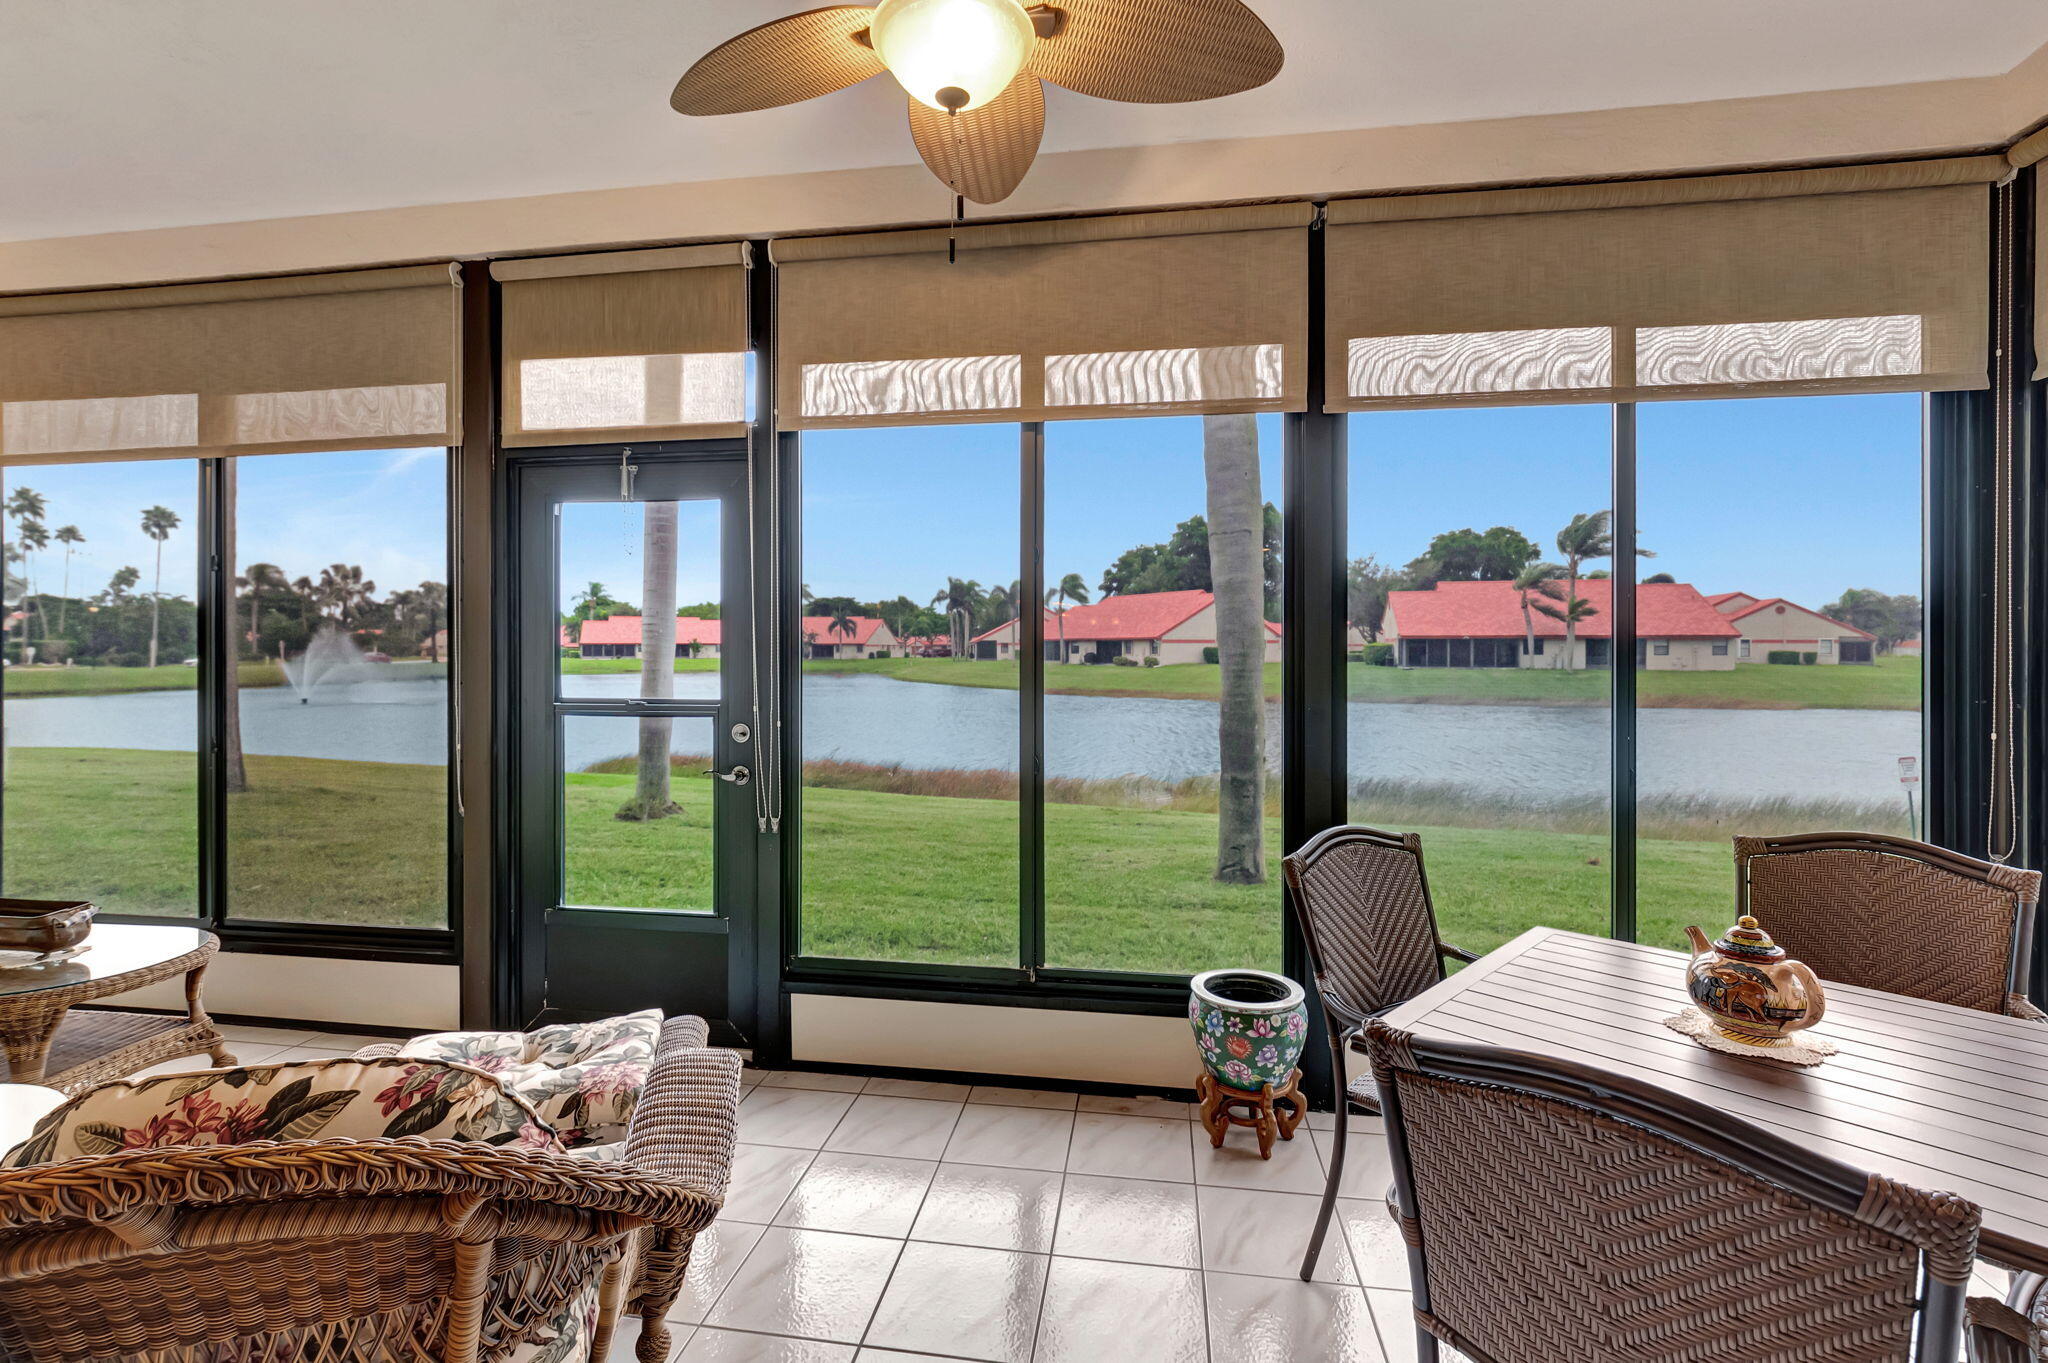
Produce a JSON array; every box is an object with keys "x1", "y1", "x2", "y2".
[
  {"x1": 730, "y1": 722, "x2": 751, "y2": 744},
  {"x1": 703, "y1": 765, "x2": 751, "y2": 786}
]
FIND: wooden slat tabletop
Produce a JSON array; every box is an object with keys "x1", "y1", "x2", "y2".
[{"x1": 1380, "y1": 926, "x2": 2048, "y2": 1274}]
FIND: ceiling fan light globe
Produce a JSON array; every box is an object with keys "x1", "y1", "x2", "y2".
[{"x1": 870, "y1": 0, "x2": 1035, "y2": 112}]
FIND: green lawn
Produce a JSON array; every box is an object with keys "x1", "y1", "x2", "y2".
[
  {"x1": 1, "y1": 748, "x2": 1732, "y2": 964},
  {"x1": 797, "y1": 654, "x2": 1920, "y2": 711},
  {"x1": 0, "y1": 659, "x2": 448, "y2": 697},
  {"x1": 558, "y1": 657, "x2": 722, "y2": 676}
]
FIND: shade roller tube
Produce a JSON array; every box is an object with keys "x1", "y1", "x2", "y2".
[
  {"x1": 0, "y1": 264, "x2": 462, "y2": 464},
  {"x1": 497, "y1": 244, "x2": 751, "y2": 447},
  {"x1": 1326, "y1": 163, "x2": 1992, "y2": 410},
  {"x1": 774, "y1": 204, "x2": 1313, "y2": 429}
]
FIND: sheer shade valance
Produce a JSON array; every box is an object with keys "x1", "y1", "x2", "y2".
[
  {"x1": 1325, "y1": 157, "x2": 2000, "y2": 410},
  {"x1": 0, "y1": 264, "x2": 461, "y2": 464},
  {"x1": 772, "y1": 204, "x2": 1312, "y2": 429},
  {"x1": 493, "y1": 244, "x2": 750, "y2": 447}
]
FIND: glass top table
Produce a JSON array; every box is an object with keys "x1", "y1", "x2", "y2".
[{"x1": 0, "y1": 923, "x2": 236, "y2": 1092}]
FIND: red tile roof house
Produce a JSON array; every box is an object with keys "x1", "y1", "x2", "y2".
[
  {"x1": 1705, "y1": 592, "x2": 1879, "y2": 664},
  {"x1": 1383, "y1": 579, "x2": 1740, "y2": 670},
  {"x1": 574, "y1": 614, "x2": 723, "y2": 660},
  {"x1": 798, "y1": 615, "x2": 900, "y2": 660},
  {"x1": 971, "y1": 588, "x2": 1283, "y2": 664}
]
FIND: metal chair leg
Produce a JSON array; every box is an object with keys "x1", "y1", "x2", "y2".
[
  {"x1": 1299, "y1": 1026, "x2": 1348, "y2": 1281},
  {"x1": 1416, "y1": 1324, "x2": 1441, "y2": 1361}
]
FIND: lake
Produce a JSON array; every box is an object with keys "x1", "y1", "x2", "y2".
[{"x1": 1, "y1": 670, "x2": 1920, "y2": 808}]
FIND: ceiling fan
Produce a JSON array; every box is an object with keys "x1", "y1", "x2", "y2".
[{"x1": 670, "y1": 0, "x2": 1284, "y2": 206}]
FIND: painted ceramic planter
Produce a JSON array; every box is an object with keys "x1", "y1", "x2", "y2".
[{"x1": 1189, "y1": 969, "x2": 1309, "y2": 1094}]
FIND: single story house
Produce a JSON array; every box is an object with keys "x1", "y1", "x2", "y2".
[
  {"x1": 1896, "y1": 638, "x2": 1923, "y2": 657},
  {"x1": 800, "y1": 615, "x2": 899, "y2": 660},
  {"x1": 971, "y1": 588, "x2": 1283, "y2": 664},
  {"x1": 574, "y1": 614, "x2": 723, "y2": 659},
  {"x1": 1383, "y1": 579, "x2": 1740, "y2": 670},
  {"x1": 1705, "y1": 592, "x2": 1878, "y2": 664}
]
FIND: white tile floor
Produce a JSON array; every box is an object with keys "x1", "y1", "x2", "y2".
[{"x1": 115, "y1": 1036, "x2": 2018, "y2": 1363}]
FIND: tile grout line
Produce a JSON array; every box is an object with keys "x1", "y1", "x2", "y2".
[{"x1": 848, "y1": 1094, "x2": 968, "y2": 1355}]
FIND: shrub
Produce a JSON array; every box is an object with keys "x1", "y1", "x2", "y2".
[
  {"x1": 1802, "y1": 652, "x2": 1818, "y2": 666},
  {"x1": 1082, "y1": 651, "x2": 1100, "y2": 665},
  {"x1": 1360, "y1": 641, "x2": 1395, "y2": 667},
  {"x1": 1765, "y1": 650, "x2": 1802, "y2": 665},
  {"x1": 1202, "y1": 646, "x2": 1220, "y2": 664},
  {"x1": 1110, "y1": 654, "x2": 1138, "y2": 666},
  {"x1": 1141, "y1": 655, "x2": 1159, "y2": 667},
  {"x1": 102, "y1": 651, "x2": 147, "y2": 668},
  {"x1": 559, "y1": 645, "x2": 579, "y2": 658}
]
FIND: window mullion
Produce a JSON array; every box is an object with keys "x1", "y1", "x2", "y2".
[
  {"x1": 1021, "y1": 421, "x2": 1046, "y2": 976},
  {"x1": 1610, "y1": 404, "x2": 1638, "y2": 942},
  {"x1": 198, "y1": 456, "x2": 228, "y2": 930}
]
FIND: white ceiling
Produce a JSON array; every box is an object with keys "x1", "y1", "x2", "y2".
[{"x1": 0, "y1": 0, "x2": 2042, "y2": 243}]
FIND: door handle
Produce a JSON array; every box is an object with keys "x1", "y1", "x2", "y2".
[{"x1": 702, "y1": 765, "x2": 751, "y2": 786}]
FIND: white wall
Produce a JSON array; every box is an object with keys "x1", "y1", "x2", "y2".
[{"x1": 118, "y1": 953, "x2": 460, "y2": 1032}]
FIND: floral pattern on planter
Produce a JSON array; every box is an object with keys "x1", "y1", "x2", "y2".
[
  {"x1": 1189, "y1": 969, "x2": 1308, "y2": 1094},
  {"x1": 400, "y1": 1008, "x2": 662, "y2": 1150}
]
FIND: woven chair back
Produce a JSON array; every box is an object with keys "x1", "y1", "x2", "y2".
[
  {"x1": 1735, "y1": 831, "x2": 2041, "y2": 1014},
  {"x1": 0, "y1": 1138, "x2": 707, "y2": 1362},
  {"x1": 1284, "y1": 825, "x2": 1446, "y2": 1022},
  {"x1": 1365, "y1": 1022, "x2": 1978, "y2": 1363}
]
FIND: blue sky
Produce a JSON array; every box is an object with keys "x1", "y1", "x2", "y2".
[{"x1": 3, "y1": 389, "x2": 1921, "y2": 618}]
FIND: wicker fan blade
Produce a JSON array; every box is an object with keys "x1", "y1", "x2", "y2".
[
  {"x1": 908, "y1": 76, "x2": 1045, "y2": 204},
  {"x1": 671, "y1": 6, "x2": 884, "y2": 115},
  {"x1": 1027, "y1": 0, "x2": 1282, "y2": 103}
]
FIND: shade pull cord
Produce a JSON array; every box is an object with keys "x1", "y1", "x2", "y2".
[{"x1": 1989, "y1": 179, "x2": 2019, "y2": 864}]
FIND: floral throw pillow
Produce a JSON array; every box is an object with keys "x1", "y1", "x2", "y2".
[
  {"x1": 1, "y1": 1058, "x2": 561, "y2": 1168},
  {"x1": 399, "y1": 1009, "x2": 662, "y2": 1150}
]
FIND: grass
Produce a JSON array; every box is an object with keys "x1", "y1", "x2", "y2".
[
  {"x1": 797, "y1": 654, "x2": 1921, "y2": 711},
  {"x1": 558, "y1": 658, "x2": 722, "y2": 676},
  {"x1": 0, "y1": 659, "x2": 447, "y2": 697},
  {"x1": 2, "y1": 747, "x2": 1883, "y2": 969}
]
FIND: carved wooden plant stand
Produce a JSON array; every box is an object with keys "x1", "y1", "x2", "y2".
[{"x1": 1196, "y1": 1067, "x2": 1304, "y2": 1159}]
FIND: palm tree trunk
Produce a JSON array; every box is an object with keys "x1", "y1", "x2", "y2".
[
  {"x1": 1203, "y1": 412, "x2": 1266, "y2": 885},
  {"x1": 1520, "y1": 598, "x2": 1535, "y2": 668},
  {"x1": 57, "y1": 551, "x2": 69, "y2": 635},
  {"x1": 619, "y1": 501, "x2": 680, "y2": 821},
  {"x1": 148, "y1": 540, "x2": 164, "y2": 669},
  {"x1": 1057, "y1": 605, "x2": 1066, "y2": 663},
  {"x1": 1562, "y1": 560, "x2": 1579, "y2": 672},
  {"x1": 222, "y1": 462, "x2": 247, "y2": 793}
]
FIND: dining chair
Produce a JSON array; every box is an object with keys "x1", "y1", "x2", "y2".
[
  {"x1": 1363, "y1": 1018, "x2": 1982, "y2": 1363},
  {"x1": 1969, "y1": 1273, "x2": 2046, "y2": 1362},
  {"x1": 1282, "y1": 823, "x2": 1475, "y2": 1282},
  {"x1": 1734, "y1": 831, "x2": 2044, "y2": 1019}
]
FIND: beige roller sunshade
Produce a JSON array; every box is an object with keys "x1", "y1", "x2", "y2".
[
  {"x1": 1325, "y1": 157, "x2": 2001, "y2": 410},
  {"x1": 495, "y1": 244, "x2": 750, "y2": 447},
  {"x1": 2009, "y1": 131, "x2": 2048, "y2": 380},
  {"x1": 773, "y1": 204, "x2": 1313, "y2": 429},
  {"x1": 0, "y1": 264, "x2": 461, "y2": 464}
]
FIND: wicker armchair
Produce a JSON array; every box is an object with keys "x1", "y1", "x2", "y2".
[
  {"x1": 0, "y1": 1018, "x2": 739, "y2": 1363},
  {"x1": 1735, "y1": 831, "x2": 2044, "y2": 1020},
  {"x1": 1281, "y1": 823, "x2": 1475, "y2": 1281},
  {"x1": 1970, "y1": 1274, "x2": 2047, "y2": 1362},
  {"x1": 1363, "y1": 1019, "x2": 1982, "y2": 1363}
]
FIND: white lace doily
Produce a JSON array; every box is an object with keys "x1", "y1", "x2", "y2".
[{"x1": 1662, "y1": 1005, "x2": 1837, "y2": 1067}]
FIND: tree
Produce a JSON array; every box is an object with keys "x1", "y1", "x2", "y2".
[
  {"x1": 315, "y1": 563, "x2": 375, "y2": 628},
  {"x1": 618, "y1": 502, "x2": 681, "y2": 822},
  {"x1": 1642, "y1": 571, "x2": 1676, "y2": 585},
  {"x1": 106, "y1": 565, "x2": 140, "y2": 602},
  {"x1": 1045, "y1": 573, "x2": 1089, "y2": 662},
  {"x1": 239, "y1": 562, "x2": 289, "y2": 660},
  {"x1": 1512, "y1": 561, "x2": 1565, "y2": 664},
  {"x1": 1204, "y1": 412, "x2": 1266, "y2": 885},
  {"x1": 828, "y1": 607, "x2": 858, "y2": 649},
  {"x1": 930, "y1": 578, "x2": 984, "y2": 659},
  {"x1": 52, "y1": 525, "x2": 83, "y2": 635},
  {"x1": 416, "y1": 580, "x2": 448, "y2": 661},
  {"x1": 140, "y1": 505, "x2": 181, "y2": 667},
  {"x1": 1822, "y1": 588, "x2": 1921, "y2": 654},
  {"x1": 1548, "y1": 510, "x2": 1652, "y2": 671},
  {"x1": 1098, "y1": 507, "x2": 1283, "y2": 617},
  {"x1": 1416, "y1": 526, "x2": 1539, "y2": 583},
  {"x1": 221, "y1": 465, "x2": 246, "y2": 793},
  {"x1": 15, "y1": 519, "x2": 47, "y2": 641},
  {"x1": 1346, "y1": 556, "x2": 1398, "y2": 641}
]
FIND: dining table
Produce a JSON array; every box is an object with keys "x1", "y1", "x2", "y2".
[{"x1": 1380, "y1": 925, "x2": 2048, "y2": 1275}]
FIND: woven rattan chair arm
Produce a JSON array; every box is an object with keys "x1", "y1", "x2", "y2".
[
  {"x1": 353, "y1": 1041, "x2": 404, "y2": 1059},
  {"x1": 1966, "y1": 1296, "x2": 2041, "y2": 1362},
  {"x1": 1437, "y1": 941, "x2": 1480, "y2": 965},
  {"x1": 2004, "y1": 994, "x2": 2048, "y2": 1023},
  {"x1": 622, "y1": 1032, "x2": 741, "y2": 1200}
]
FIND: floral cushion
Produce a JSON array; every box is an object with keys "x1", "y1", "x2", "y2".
[
  {"x1": 1, "y1": 1057, "x2": 560, "y2": 1167},
  {"x1": 504, "y1": 1276, "x2": 600, "y2": 1363},
  {"x1": 398, "y1": 1009, "x2": 661, "y2": 1150}
]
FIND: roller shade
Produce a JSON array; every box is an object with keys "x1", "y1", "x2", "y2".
[
  {"x1": 772, "y1": 204, "x2": 1312, "y2": 429},
  {"x1": 2007, "y1": 131, "x2": 2048, "y2": 379},
  {"x1": 0, "y1": 264, "x2": 461, "y2": 464},
  {"x1": 494, "y1": 244, "x2": 750, "y2": 447},
  {"x1": 1325, "y1": 157, "x2": 2001, "y2": 410}
]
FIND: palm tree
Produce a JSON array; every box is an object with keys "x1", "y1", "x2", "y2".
[
  {"x1": 15, "y1": 519, "x2": 47, "y2": 642},
  {"x1": 1045, "y1": 573, "x2": 1090, "y2": 663},
  {"x1": 52, "y1": 525, "x2": 83, "y2": 635},
  {"x1": 828, "y1": 607, "x2": 858, "y2": 654},
  {"x1": 416, "y1": 580, "x2": 448, "y2": 661},
  {"x1": 140, "y1": 505, "x2": 180, "y2": 668},
  {"x1": 1203, "y1": 412, "x2": 1266, "y2": 885},
  {"x1": 239, "y1": 562, "x2": 288, "y2": 661},
  {"x1": 573, "y1": 580, "x2": 613, "y2": 622},
  {"x1": 930, "y1": 578, "x2": 984, "y2": 659},
  {"x1": 314, "y1": 563, "x2": 375, "y2": 628},
  {"x1": 1551, "y1": 510, "x2": 1653, "y2": 672},
  {"x1": 106, "y1": 565, "x2": 139, "y2": 603},
  {"x1": 1512, "y1": 560, "x2": 1564, "y2": 666},
  {"x1": 619, "y1": 502, "x2": 681, "y2": 822}
]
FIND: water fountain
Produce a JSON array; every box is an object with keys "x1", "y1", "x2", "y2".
[{"x1": 281, "y1": 627, "x2": 375, "y2": 704}]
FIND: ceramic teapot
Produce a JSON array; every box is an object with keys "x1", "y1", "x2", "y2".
[{"x1": 1683, "y1": 915, "x2": 1826, "y2": 1043}]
